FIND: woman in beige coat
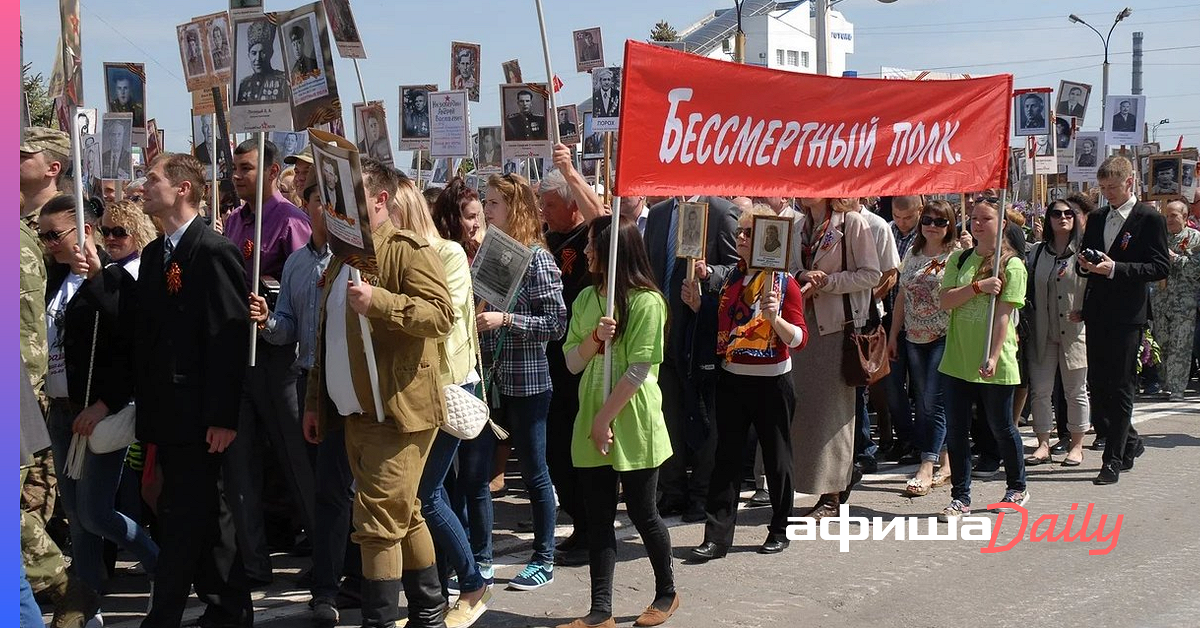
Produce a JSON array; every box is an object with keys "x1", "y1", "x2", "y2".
[{"x1": 791, "y1": 198, "x2": 881, "y2": 519}]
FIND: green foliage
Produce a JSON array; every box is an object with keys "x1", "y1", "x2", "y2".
[
  {"x1": 23, "y1": 64, "x2": 54, "y2": 128},
  {"x1": 650, "y1": 20, "x2": 678, "y2": 42}
]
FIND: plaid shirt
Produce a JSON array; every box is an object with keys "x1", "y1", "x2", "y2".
[{"x1": 480, "y1": 247, "x2": 567, "y2": 397}]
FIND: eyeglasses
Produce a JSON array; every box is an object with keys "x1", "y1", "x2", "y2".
[
  {"x1": 1048, "y1": 209, "x2": 1075, "y2": 219},
  {"x1": 734, "y1": 227, "x2": 753, "y2": 238},
  {"x1": 38, "y1": 227, "x2": 77, "y2": 244},
  {"x1": 100, "y1": 226, "x2": 131, "y2": 238},
  {"x1": 919, "y1": 216, "x2": 951, "y2": 227}
]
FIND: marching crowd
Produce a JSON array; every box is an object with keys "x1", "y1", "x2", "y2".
[{"x1": 18, "y1": 124, "x2": 1200, "y2": 628}]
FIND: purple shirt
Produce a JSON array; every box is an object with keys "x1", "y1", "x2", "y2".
[{"x1": 223, "y1": 191, "x2": 312, "y2": 292}]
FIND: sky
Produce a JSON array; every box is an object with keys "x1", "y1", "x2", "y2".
[{"x1": 19, "y1": 0, "x2": 1200, "y2": 156}]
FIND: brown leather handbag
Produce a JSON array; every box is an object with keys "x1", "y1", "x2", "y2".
[{"x1": 839, "y1": 238, "x2": 890, "y2": 387}]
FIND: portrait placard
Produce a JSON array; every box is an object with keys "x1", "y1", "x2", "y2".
[
  {"x1": 1182, "y1": 159, "x2": 1197, "y2": 203},
  {"x1": 676, "y1": 201, "x2": 708, "y2": 260},
  {"x1": 145, "y1": 118, "x2": 162, "y2": 165},
  {"x1": 451, "y1": 41, "x2": 481, "y2": 102},
  {"x1": 556, "y1": 104, "x2": 581, "y2": 146},
  {"x1": 100, "y1": 112, "x2": 133, "y2": 181},
  {"x1": 1147, "y1": 155, "x2": 1184, "y2": 200},
  {"x1": 749, "y1": 214, "x2": 792, "y2": 273},
  {"x1": 1055, "y1": 116, "x2": 1076, "y2": 166},
  {"x1": 1055, "y1": 80, "x2": 1090, "y2": 121},
  {"x1": 429, "y1": 90, "x2": 471, "y2": 159},
  {"x1": 80, "y1": 133, "x2": 101, "y2": 190},
  {"x1": 322, "y1": 0, "x2": 365, "y2": 59},
  {"x1": 271, "y1": 130, "x2": 309, "y2": 161},
  {"x1": 582, "y1": 111, "x2": 602, "y2": 159},
  {"x1": 74, "y1": 108, "x2": 98, "y2": 143},
  {"x1": 1013, "y1": 89, "x2": 1051, "y2": 137},
  {"x1": 1104, "y1": 94, "x2": 1145, "y2": 147},
  {"x1": 500, "y1": 83, "x2": 552, "y2": 160},
  {"x1": 308, "y1": 127, "x2": 376, "y2": 274},
  {"x1": 230, "y1": 15, "x2": 293, "y2": 132},
  {"x1": 591, "y1": 67, "x2": 621, "y2": 132},
  {"x1": 502, "y1": 59, "x2": 523, "y2": 83},
  {"x1": 1068, "y1": 131, "x2": 1103, "y2": 183},
  {"x1": 1136, "y1": 142, "x2": 1159, "y2": 191},
  {"x1": 1032, "y1": 135, "x2": 1056, "y2": 176},
  {"x1": 471, "y1": 226, "x2": 535, "y2": 311},
  {"x1": 230, "y1": 0, "x2": 264, "y2": 20},
  {"x1": 279, "y1": 2, "x2": 341, "y2": 130},
  {"x1": 178, "y1": 22, "x2": 211, "y2": 89},
  {"x1": 475, "y1": 126, "x2": 502, "y2": 173},
  {"x1": 399, "y1": 84, "x2": 436, "y2": 151},
  {"x1": 353, "y1": 101, "x2": 395, "y2": 165},
  {"x1": 104, "y1": 63, "x2": 147, "y2": 145},
  {"x1": 198, "y1": 12, "x2": 234, "y2": 81},
  {"x1": 573, "y1": 27, "x2": 604, "y2": 73}
]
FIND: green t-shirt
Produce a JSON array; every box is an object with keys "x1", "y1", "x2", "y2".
[
  {"x1": 564, "y1": 287, "x2": 672, "y2": 471},
  {"x1": 938, "y1": 250, "x2": 1027, "y2": 385}
]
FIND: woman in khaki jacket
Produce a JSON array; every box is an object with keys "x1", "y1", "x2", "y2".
[
  {"x1": 1025, "y1": 196, "x2": 1091, "y2": 467},
  {"x1": 791, "y1": 198, "x2": 881, "y2": 519}
]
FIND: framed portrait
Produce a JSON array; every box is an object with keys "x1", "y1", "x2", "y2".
[
  {"x1": 471, "y1": 227, "x2": 536, "y2": 311},
  {"x1": 1182, "y1": 159, "x2": 1197, "y2": 203},
  {"x1": 1137, "y1": 142, "x2": 1160, "y2": 190},
  {"x1": 502, "y1": 59, "x2": 522, "y2": 83},
  {"x1": 573, "y1": 27, "x2": 604, "y2": 72},
  {"x1": 309, "y1": 128, "x2": 376, "y2": 272},
  {"x1": 1104, "y1": 94, "x2": 1145, "y2": 146},
  {"x1": 104, "y1": 63, "x2": 147, "y2": 131},
  {"x1": 323, "y1": 0, "x2": 365, "y2": 58},
  {"x1": 581, "y1": 158, "x2": 598, "y2": 179},
  {"x1": 230, "y1": 0, "x2": 264, "y2": 19},
  {"x1": 475, "y1": 126, "x2": 503, "y2": 172},
  {"x1": 1055, "y1": 80, "x2": 1091, "y2": 121},
  {"x1": 1013, "y1": 90, "x2": 1051, "y2": 137},
  {"x1": 500, "y1": 83, "x2": 551, "y2": 159},
  {"x1": 450, "y1": 41, "x2": 481, "y2": 102},
  {"x1": 676, "y1": 201, "x2": 708, "y2": 260},
  {"x1": 271, "y1": 130, "x2": 308, "y2": 161},
  {"x1": 582, "y1": 112, "x2": 602, "y2": 159},
  {"x1": 591, "y1": 67, "x2": 621, "y2": 132},
  {"x1": 399, "y1": 84, "x2": 437, "y2": 150},
  {"x1": 1147, "y1": 155, "x2": 1183, "y2": 200},
  {"x1": 353, "y1": 101, "x2": 394, "y2": 165},
  {"x1": 556, "y1": 104, "x2": 580, "y2": 145},
  {"x1": 749, "y1": 214, "x2": 792, "y2": 273},
  {"x1": 81, "y1": 134, "x2": 101, "y2": 189},
  {"x1": 230, "y1": 15, "x2": 294, "y2": 132},
  {"x1": 410, "y1": 150, "x2": 435, "y2": 173},
  {"x1": 1068, "y1": 131, "x2": 1103, "y2": 183},
  {"x1": 428, "y1": 91, "x2": 470, "y2": 159},
  {"x1": 100, "y1": 113, "x2": 134, "y2": 181},
  {"x1": 74, "y1": 108, "x2": 98, "y2": 140},
  {"x1": 178, "y1": 22, "x2": 210, "y2": 82},
  {"x1": 281, "y1": 14, "x2": 329, "y2": 104},
  {"x1": 206, "y1": 14, "x2": 233, "y2": 75}
]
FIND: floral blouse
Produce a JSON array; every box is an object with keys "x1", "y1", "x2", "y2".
[{"x1": 898, "y1": 247, "x2": 954, "y2": 344}]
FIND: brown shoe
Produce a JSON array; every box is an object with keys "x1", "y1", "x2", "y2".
[
  {"x1": 805, "y1": 494, "x2": 841, "y2": 521},
  {"x1": 50, "y1": 574, "x2": 100, "y2": 628},
  {"x1": 555, "y1": 618, "x2": 617, "y2": 628},
  {"x1": 634, "y1": 593, "x2": 681, "y2": 627}
]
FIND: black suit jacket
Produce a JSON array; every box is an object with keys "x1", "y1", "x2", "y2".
[
  {"x1": 644, "y1": 197, "x2": 740, "y2": 371},
  {"x1": 1078, "y1": 201, "x2": 1170, "y2": 327},
  {"x1": 1112, "y1": 113, "x2": 1136, "y2": 132},
  {"x1": 47, "y1": 250, "x2": 136, "y2": 411},
  {"x1": 134, "y1": 218, "x2": 251, "y2": 445},
  {"x1": 1058, "y1": 102, "x2": 1085, "y2": 118}
]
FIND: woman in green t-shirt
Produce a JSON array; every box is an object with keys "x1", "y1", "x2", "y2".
[
  {"x1": 559, "y1": 217, "x2": 678, "y2": 628},
  {"x1": 937, "y1": 198, "x2": 1029, "y2": 522}
]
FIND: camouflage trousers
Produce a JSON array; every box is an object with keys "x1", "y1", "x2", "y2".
[
  {"x1": 21, "y1": 453, "x2": 67, "y2": 594},
  {"x1": 1154, "y1": 302, "x2": 1199, "y2": 397}
]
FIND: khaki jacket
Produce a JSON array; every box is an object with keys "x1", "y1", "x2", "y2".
[
  {"x1": 1027, "y1": 241, "x2": 1087, "y2": 370},
  {"x1": 307, "y1": 220, "x2": 454, "y2": 435},
  {"x1": 795, "y1": 210, "x2": 882, "y2": 336}
]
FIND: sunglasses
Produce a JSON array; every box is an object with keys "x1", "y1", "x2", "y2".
[
  {"x1": 920, "y1": 216, "x2": 951, "y2": 227},
  {"x1": 973, "y1": 196, "x2": 1000, "y2": 205},
  {"x1": 1048, "y1": 209, "x2": 1075, "y2": 219},
  {"x1": 101, "y1": 226, "x2": 131, "y2": 238},
  {"x1": 734, "y1": 227, "x2": 753, "y2": 238},
  {"x1": 38, "y1": 227, "x2": 77, "y2": 244}
]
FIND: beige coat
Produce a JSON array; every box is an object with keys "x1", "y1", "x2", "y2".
[
  {"x1": 793, "y1": 210, "x2": 882, "y2": 336},
  {"x1": 1027, "y1": 240, "x2": 1087, "y2": 370}
]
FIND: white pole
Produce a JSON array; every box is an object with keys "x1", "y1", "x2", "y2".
[
  {"x1": 980, "y1": 188, "x2": 1009, "y2": 371},
  {"x1": 533, "y1": 0, "x2": 561, "y2": 144},
  {"x1": 70, "y1": 107, "x2": 86, "y2": 251},
  {"x1": 248, "y1": 131, "x2": 266, "y2": 366},
  {"x1": 349, "y1": 267, "x2": 387, "y2": 422},
  {"x1": 602, "y1": 198, "x2": 620, "y2": 399}
]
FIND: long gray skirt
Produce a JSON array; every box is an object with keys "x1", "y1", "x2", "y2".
[{"x1": 790, "y1": 303, "x2": 856, "y2": 496}]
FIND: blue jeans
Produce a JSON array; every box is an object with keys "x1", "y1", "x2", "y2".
[
  {"x1": 456, "y1": 425, "x2": 497, "y2": 567},
  {"x1": 853, "y1": 386, "x2": 878, "y2": 463},
  {"x1": 47, "y1": 400, "x2": 159, "y2": 593},
  {"x1": 906, "y1": 337, "x2": 948, "y2": 463},
  {"x1": 420, "y1": 402, "x2": 484, "y2": 594},
  {"x1": 310, "y1": 426, "x2": 361, "y2": 600},
  {"x1": 884, "y1": 332, "x2": 915, "y2": 446},
  {"x1": 944, "y1": 378, "x2": 1026, "y2": 505},
  {"x1": 20, "y1": 564, "x2": 44, "y2": 628}
]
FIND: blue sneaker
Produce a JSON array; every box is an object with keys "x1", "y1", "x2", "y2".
[
  {"x1": 507, "y1": 562, "x2": 553, "y2": 591},
  {"x1": 448, "y1": 563, "x2": 494, "y2": 597}
]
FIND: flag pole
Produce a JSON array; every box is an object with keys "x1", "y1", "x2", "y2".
[
  {"x1": 249, "y1": 131, "x2": 266, "y2": 366},
  {"x1": 533, "y1": 0, "x2": 560, "y2": 144},
  {"x1": 980, "y1": 189, "x2": 1008, "y2": 372}
]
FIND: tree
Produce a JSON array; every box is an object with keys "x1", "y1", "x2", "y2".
[
  {"x1": 23, "y1": 63, "x2": 54, "y2": 128},
  {"x1": 649, "y1": 20, "x2": 678, "y2": 42}
]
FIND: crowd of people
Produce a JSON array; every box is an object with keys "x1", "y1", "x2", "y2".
[{"x1": 18, "y1": 123, "x2": 1200, "y2": 628}]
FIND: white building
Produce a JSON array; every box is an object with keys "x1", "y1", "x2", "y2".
[{"x1": 673, "y1": 0, "x2": 855, "y2": 77}]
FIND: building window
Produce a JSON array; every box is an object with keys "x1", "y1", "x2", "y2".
[
  {"x1": 786, "y1": 50, "x2": 800, "y2": 66},
  {"x1": 776, "y1": 49, "x2": 784, "y2": 65},
  {"x1": 801, "y1": 51, "x2": 810, "y2": 67}
]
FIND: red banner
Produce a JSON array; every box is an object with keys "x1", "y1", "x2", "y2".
[{"x1": 614, "y1": 40, "x2": 1012, "y2": 198}]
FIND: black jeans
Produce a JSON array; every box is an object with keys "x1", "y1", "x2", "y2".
[
  {"x1": 1086, "y1": 324, "x2": 1142, "y2": 465},
  {"x1": 705, "y1": 371, "x2": 795, "y2": 546},
  {"x1": 578, "y1": 466, "x2": 674, "y2": 616},
  {"x1": 546, "y1": 361, "x2": 587, "y2": 537},
  {"x1": 657, "y1": 362, "x2": 717, "y2": 510}
]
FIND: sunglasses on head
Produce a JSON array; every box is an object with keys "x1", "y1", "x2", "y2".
[
  {"x1": 734, "y1": 227, "x2": 753, "y2": 238},
  {"x1": 100, "y1": 226, "x2": 131, "y2": 238},
  {"x1": 919, "y1": 216, "x2": 950, "y2": 227},
  {"x1": 973, "y1": 195, "x2": 1000, "y2": 205},
  {"x1": 38, "y1": 227, "x2": 77, "y2": 244},
  {"x1": 1047, "y1": 208, "x2": 1075, "y2": 219}
]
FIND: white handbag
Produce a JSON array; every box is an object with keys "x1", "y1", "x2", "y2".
[
  {"x1": 65, "y1": 313, "x2": 137, "y2": 479},
  {"x1": 440, "y1": 282, "x2": 508, "y2": 441}
]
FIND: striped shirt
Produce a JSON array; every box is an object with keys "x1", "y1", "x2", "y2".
[{"x1": 480, "y1": 247, "x2": 567, "y2": 397}]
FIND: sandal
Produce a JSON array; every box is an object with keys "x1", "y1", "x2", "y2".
[
  {"x1": 930, "y1": 470, "x2": 951, "y2": 488},
  {"x1": 1024, "y1": 453, "x2": 1052, "y2": 466},
  {"x1": 904, "y1": 477, "x2": 930, "y2": 497}
]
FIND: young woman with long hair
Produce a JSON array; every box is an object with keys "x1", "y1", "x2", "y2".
[
  {"x1": 430, "y1": 176, "x2": 483, "y2": 261},
  {"x1": 558, "y1": 217, "x2": 677, "y2": 628}
]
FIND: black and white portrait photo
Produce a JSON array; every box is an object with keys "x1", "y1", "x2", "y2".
[
  {"x1": 399, "y1": 85, "x2": 435, "y2": 150},
  {"x1": 451, "y1": 42, "x2": 481, "y2": 102},
  {"x1": 471, "y1": 227, "x2": 535, "y2": 310},
  {"x1": 750, "y1": 214, "x2": 792, "y2": 272},
  {"x1": 501, "y1": 85, "x2": 548, "y2": 143},
  {"x1": 323, "y1": 0, "x2": 360, "y2": 43},
  {"x1": 582, "y1": 112, "x2": 602, "y2": 158},
  {"x1": 354, "y1": 102, "x2": 394, "y2": 166},
  {"x1": 573, "y1": 27, "x2": 604, "y2": 72},
  {"x1": 286, "y1": 20, "x2": 320, "y2": 82},
  {"x1": 502, "y1": 59, "x2": 522, "y2": 84},
  {"x1": 557, "y1": 105, "x2": 580, "y2": 145},
  {"x1": 315, "y1": 151, "x2": 350, "y2": 221},
  {"x1": 234, "y1": 18, "x2": 290, "y2": 105},
  {"x1": 476, "y1": 126, "x2": 503, "y2": 171},
  {"x1": 271, "y1": 131, "x2": 307, "y2": 160},
  {"x1": 1182, "y1": 161, "x2": 1195, "y2": 188},
  {"x1": 677, "y1": 201, "x2": 709, "y2": 260},
  {"x1": 104, "y1": 64, "x2": 146, "y2": 129},
  {"x1": 194, "y1": 115, "x2": 232, "y2": 179},
  {"x1": 1111, "y1": 98, "x2": 1137, "y2": 132},
  {"x1": 431, "y1": 158, "x2": 450, "y2": 185},
  {"x1": 81, "y1": 134, "x2": 100, "y2": 188},
  {"x1": 280, "y1": 11, "x2": 331, "y2": 107},
  {"x1": 1149, "y1": 156, "x2": 1182, "y2": 198},
  {"x1": 179, "y1": 23, "x2": 208, "y2": 79},
  {"x1": 1104, "y1": 94, "x2": 1146, "y2": 146},
  {"x1": 1056, "y1": 81, "x2": 1090, "y2": 120},
  {"x1": 1075, "y1": 136, "x2": 1098, "y2": 167},
  {"x1": 592, "y1": 67, "x2": 621, "y2": 130},
  {"x1": 209, "y1": 15, "x2": 232, "y2": 72},
  {"x1": 100, "y1": 114, "x2": 133, "y2": 180},
  {"x1": 1014, "y1": 91, "x2": 1050, "y2": 137},
  {"x1": 75, "y1": 108, "x2": 97, "y2": 143},
  {"x1": 1054, "y1": 116, "x2": 1072, "y2": 150}
]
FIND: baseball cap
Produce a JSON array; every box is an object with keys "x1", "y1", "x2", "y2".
[
  {"x1": 284, "y1": 145, "x2": 313, "y2": 165},
  {"x1": 20, "y1": 127, "x2": 71, "y2": 156}
]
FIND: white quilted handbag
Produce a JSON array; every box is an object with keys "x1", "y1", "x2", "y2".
[{"x1": 440, "y1": 282, "x2": 508, "y2": 441}]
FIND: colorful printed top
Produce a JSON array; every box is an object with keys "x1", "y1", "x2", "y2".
[{"x1": 898, "y1": 247, "x2": 954, "y2": 344}]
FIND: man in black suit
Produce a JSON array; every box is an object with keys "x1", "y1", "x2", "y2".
[
  {"x1": 643, "y1": 196, "x2": 740, "y2": 520},
  {"x1": 593, "y1": 68, "x2": 620, "y2": 119},
  {"x1": 1111, "y1": 100, "x2": 1137, "y2": 132},
  {"x1": 1019, "y1": 93, "x2": 1046, "y2": 132},
  {"x1": 135, "y1": 153, "x2": 253, "y2": 627},
  {"x1": 318, "y1": 154, "x2": 348, "y2": 220},
  {"x1": 1057, "y1": 86, "x2": 1086, "y2": 118},
  {"x1": 1077, "y1": 155, "x2": 1170, "y2": 485}
]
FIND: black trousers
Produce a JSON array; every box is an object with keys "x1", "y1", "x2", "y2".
[
  {"x1": 658, "y1": 361, "x2": 717, "y2": 509},
  {"x1": 142, "y1": 443, "x2": 251, "y2": 628},
  {"x1": 579, "y1": 466, "x2": 674, "y2": 616},
  {"x1": 546, "y1": 362, "x2": 587, "y2": 536},
  {"x1": 705, "y1": 371, "x2": 795, "y2": 546},
  {"x1": 1086, "y1": 324, "x2": 1142, "y2": 466}
]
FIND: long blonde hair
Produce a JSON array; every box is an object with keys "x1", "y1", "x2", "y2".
[
  {"x1": 487, "y1": 173, "x2": 545, "y2": 248},
  {"x1": 971, "y1": 200, "x2": 1018, "y2": 282},
  {"x1": 389, "y1": 177, "x2": 441, "y2": 241}
]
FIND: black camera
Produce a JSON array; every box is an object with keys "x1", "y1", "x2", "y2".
[{"x1": 1080, "y1": 249, "x2": 1104, "y2": 264}]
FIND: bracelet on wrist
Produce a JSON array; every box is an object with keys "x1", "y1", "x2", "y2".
[
  {"x1": 971, "y1": 281, "x2": 982, "y2": 295},
  {"x1": 591, "y1": 329, "x2": 603, "y2": 345}
]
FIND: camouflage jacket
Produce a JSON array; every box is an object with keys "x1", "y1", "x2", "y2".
[{"x1": 20, "y1": 219, "x2": 48, "y2": 390}]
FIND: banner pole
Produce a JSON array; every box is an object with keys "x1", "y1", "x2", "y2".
[
  {"x1": 211, "y1": 113, "x2": 219, "y2": 227},
  {"x1": 349, "y1": 267, "x2": 387, "y2": 422},
  {"x1": 981, "y1": 188, "x2": 1009, "y2": 372},
  {"x1": 70, "y1": 107, "x2": 86, "y2": 251},
  {"x1": 602, "y1": 195, "x2": 620, "y2": 400},
  {"x1": 248, "y1": 131, "x2": 266, "y2": 367},
  {"x1": 533, "y1": 0, "x2": 560, "y2": 144}
]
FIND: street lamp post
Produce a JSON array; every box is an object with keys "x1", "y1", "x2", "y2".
[
  {"x1": 1068, "y1": 8, "x2": 1132, "y2": 130},
  {"x1": 817, "y1": 0, "x2": 897, "y2": 76},
  {"x1": 1151, "y1": 118, "x2": 1170, "y2": 142}
]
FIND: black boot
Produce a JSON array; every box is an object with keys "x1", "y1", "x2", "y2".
[
  {"x1": 402, "y1": 566, "x2": 447, "y2": 628},
  {"x1": 360, "y1": 578, "x2": 402, "y2": 628}
]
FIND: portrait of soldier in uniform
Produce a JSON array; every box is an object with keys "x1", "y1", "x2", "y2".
[
  {"x1": 503, "y1": 88, "x2": 547, "y2": 142},
  {"x1": 210, "y1": 17, "x2": 232, "y2": 71},
  {"x1": 288, "y1": 23, "x2": 320, "y2": 80},
  {"x1": 183, "y1": 27, "x2": 207, "y2": 77},
  {"x1": 451, "y1": 43, "x2": 481, "y2": 102},
  {"x1": 236, "y1": 19, "x2": 291, "y2": 105},
  {"x1": 105, "y1": 66, "x2": 146, "y2": 128},
  {"x1": 402, "y1": 88, "x2": 431, "y2": 138}
]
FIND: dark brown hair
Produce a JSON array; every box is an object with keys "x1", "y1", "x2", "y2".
[
  {"x1": 431, "y1": 177, "x2": 480, "y2": 258},
  {"x1": 911, "y1": 199, "x2": 957, "y2": 254},
  {"x1": 587, "y1": 216, "x2": 666, "y2": 341}
]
